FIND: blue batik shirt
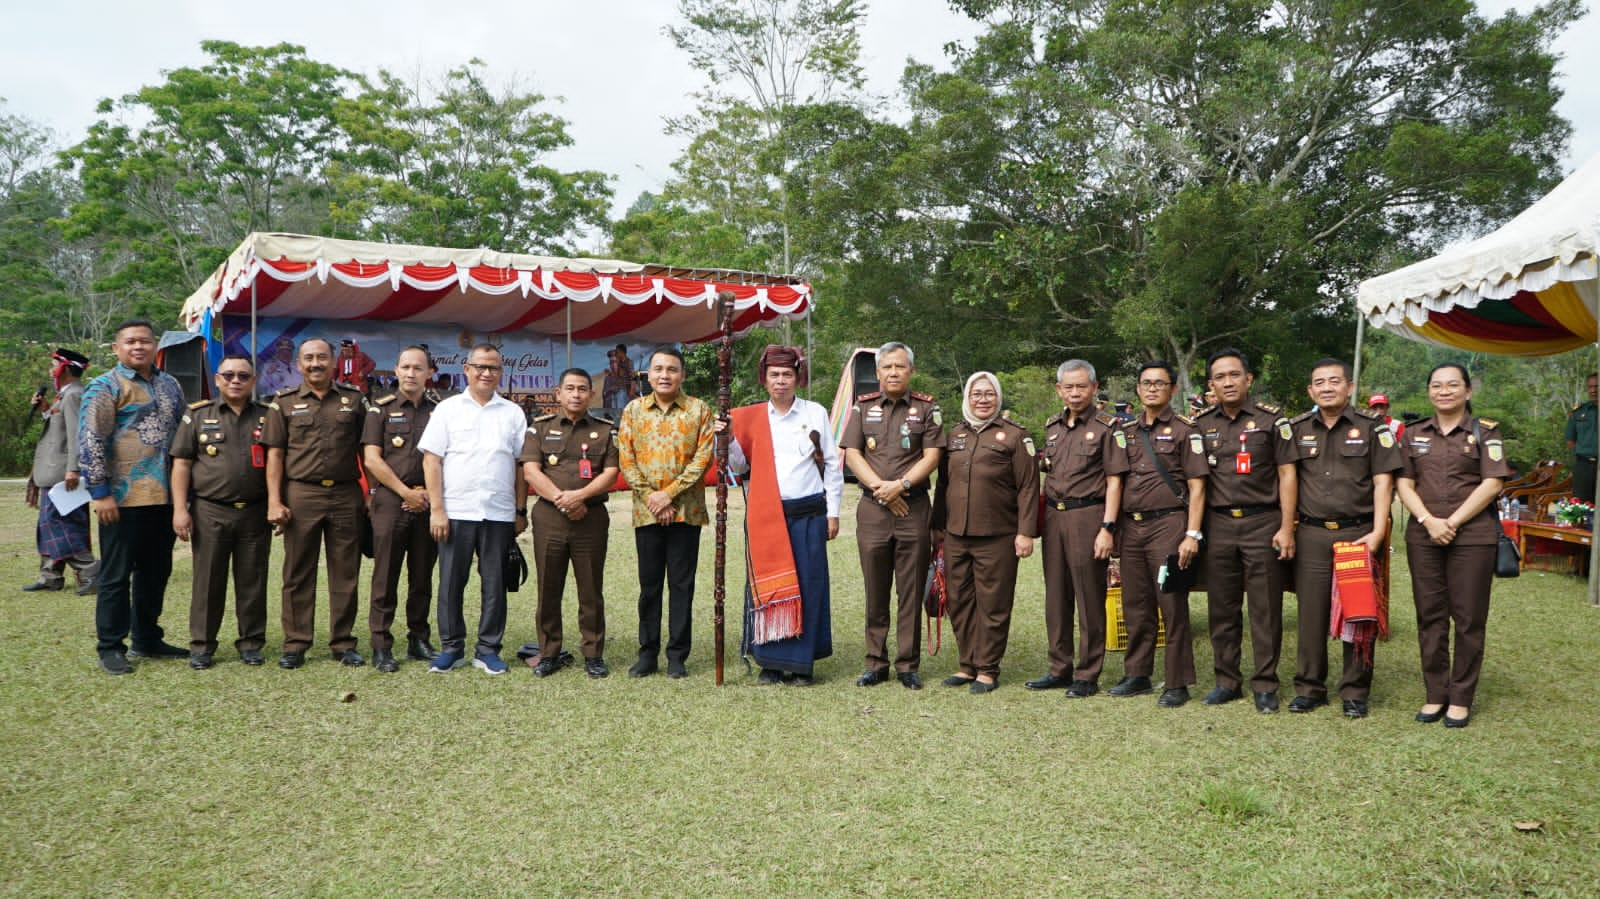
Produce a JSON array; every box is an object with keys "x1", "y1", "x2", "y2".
[{"x1": 78, "y1": 362, "x2": 185, "y2": 506}]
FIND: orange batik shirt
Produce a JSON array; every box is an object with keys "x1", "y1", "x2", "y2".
[{"x1": 617, "y1": 393, "x2": 715, "y2": 527}]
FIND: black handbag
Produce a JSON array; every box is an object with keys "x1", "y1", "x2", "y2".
[
  {"x1": 1472, "y1": 418, "x2": 1520, "y2": 578},
  {"x1": 504, "y1": 541, "x2": 529, "y2": 592}
]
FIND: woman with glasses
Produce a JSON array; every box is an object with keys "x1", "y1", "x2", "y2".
[
  {"x1": 1395, "y1": 363, "x2": 1508, "y2": 729},
  {"x1": 932, "y1": 372, "x2": 1040, "y2": 693}
]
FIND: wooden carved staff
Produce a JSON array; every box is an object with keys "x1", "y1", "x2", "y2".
[{"x1": 713, "y1": 290, "x2": 735, "y2": 686}]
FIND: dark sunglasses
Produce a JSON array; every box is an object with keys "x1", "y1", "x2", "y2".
[{"x1": 217, "y1": 371, "x2": 254, "y2": 382}]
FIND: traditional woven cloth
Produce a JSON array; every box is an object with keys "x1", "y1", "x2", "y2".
[
  {"x1": 731, "y1": 403, "x2": 803, "y2": 644},
  {"x1": 36, "y1": 491, "x2": 92, "y2": 561},
  {"x1": 1329, "y1": 541, "x2": 1388, "y2": 664}
]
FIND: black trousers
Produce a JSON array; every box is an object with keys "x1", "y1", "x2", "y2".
[
  {"x1": 95, "y1": 505, "x2": 177, "y2": 653},
  {"x1": 436, "y1": 519, "x2": 512, "y2": 656},
  {"x1": 634, "y1": 522, "x2": 701, "y2": 664}
]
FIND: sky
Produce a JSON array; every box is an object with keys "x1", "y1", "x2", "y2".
[{"x1": 1, "y1": 0, "x2": 1594, "y2": 252}]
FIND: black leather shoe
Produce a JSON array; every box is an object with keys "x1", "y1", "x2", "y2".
[
  {"x1": 666, "y1": 660, "x2": 688, "y2": 679},
  {"x1": 942, "y1": 674, "x2": 976, "y2": 687},
  {"x1": 129, "y1": 641, "x2": 189, "y2": 658},
  {"x1": 333, "y1": 649, "x2": 366, "y2": 667},
  {"x1": 969, "y1": 679, "x2": 998, "y2": 695},
  {"x1": 856, "y1": 669, "x2": 890, "y2": 687},
  {"x1": 75, "y1": 579, "x2": 98, "y2": 596},
  {"x1": 374, "y1": 648, "x2": 399, "y2": 673},
  {"x1": 278, "y1": 651, "x2": 305, "y2": 669},
  {"x1": 1443, "y1": 710, "x2": 1471, "y2": 729},
  {"x1": 628, "y1": 656, "x2": 658, "y2": 678},
  {"x1": 897, "y1": 671, "x2": 923, "y2": 690},
  {"x1": 98, "y1": 650, "x2": 130, "y2": 675},
  {"x1": 1287, "y1": 695, "x2": 1327, "y2": 713},
  {"x1": 1253, "y1": 691, "x2": 1280, "y2": 713},
  {"x1": 1025, "y1": 673, "x2": 1069, "y2": 691},
  {"x1": 21, "y1": 580, "x2": 64, "y2": 592},
  {"x1": 757, "y1": 668, "x2": 783, "y2": 685},
  {"x1": 1158, "y1": 687, "x2": 1190, "y2": 708},
  {"x1": 239, "y1": 648, "x2": 265, "y2": 666},
  {"x1": 1342, "y1": 699, "x2": 1369, "y2": 719},
  {"x1": 189, "y1": 652, "x2": 213, "y2": 670},
  {"x1": 1066, "y1": 679, "x2": 1099, "y2": 698},
  {"x1": 1107, "y1": 676, "x2": 1153, "y2": 697},
  {"x1": 407, "y1": 637, "x2": 438, "y2": 662},
  {"x1": 1204, "y1": 685, "x2": 1242, "y2": 705},
  {"x1": 1415, "y1": 705, "x2": 1447, "y2": 724},
  {"x1": 533, "y1": 657, "x2": 561, "y2": 677},
  {"x1": 585, "y1": 657, "x2": 609, "y2": 679}
]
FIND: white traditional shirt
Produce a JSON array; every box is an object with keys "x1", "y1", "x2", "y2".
[
  {"x1": 416, "y1": 391, "x2": 526, "y2": 522},
  {"x1": 727, "y1": 396, "x2": 844, "y2": 517}
]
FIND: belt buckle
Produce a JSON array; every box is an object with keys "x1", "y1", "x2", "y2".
[
  {"x1": 232, "y1": 502, "x2": 247, "y2": 510},
  {"x1": 320, "y1": 479, "x2": 335, "y2": 487},
  {"x1": 1326, "y1": 520, "x2": 1340, "y2": 530},
  {"x1": 1053, "y1": 501, "x2": 1067, "y2": 511},
  {"x1": 1230, "y1": 508, "x2": 1244, "y2": 518},
  {"x1": 1131, "y1": 511, "x2": 1145, "y2": 522}
]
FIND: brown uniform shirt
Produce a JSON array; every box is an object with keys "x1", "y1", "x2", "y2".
[
  {"x1": 933, "y1": 416, "x2": 1040, "y2": 537},
  {"x1": 839, "y1": 391, "x2": 947, "y2": 490},
  {"x1": 1401, "y1": 416, "x2": 1510, "y2": 545},
  {"x1": 1286, "y1": 406, "x2": 1403, "y2": 520},
  {"x1": 1194, "y1": 399, "x2": 1293, "y2": 507},
  {"x1": 261, "y1": 381, "x2": 368, "y2": 483},
  {"x1": 171, "y1": 397, "x2": 269, "y2": 504},
  {"x1": 362, "y1": 392, "x2": 436, "y2": 488},
  {"x1": 1106, "y1": 407, "x2": 1209, "y2": 512},
  {"x1": 1041, "y1": 409, "x2": 1118, "y2": 501},
  {"x1": 518, "y1": 411, "x2": 620, "y2": 503}
]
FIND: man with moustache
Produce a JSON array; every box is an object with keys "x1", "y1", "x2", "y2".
[
  {"x1": 1024, "y1": 359, "x2": 1121, "y2": 698},
  {"x1": 80, "y1": 319, "x2": 187, "y2": 674},
  {"x1": 22, "y1": 348, "x2": 98, "y2": 595},
  {"x1": 171, "y1": 354, "x2": 271, "y2": 669},
  {"x1": 362, "y1": 346, "x2": 441, "y2": 672},
  {"x1": 262, "y1": 337, "x2": 370, "y2": 669},
  {"x1": 1193, "y1": 349, "x2": 1296, "y2": 713},
  {"x1": 1285, "y1": 358, "x2": 1403, "y2": 718},
  {"x1": 521, "y1": 368, "x2": 620, "y2": 679},
  {"x1": 840, "y1": 341, "x2": 945, "y2": 690}
]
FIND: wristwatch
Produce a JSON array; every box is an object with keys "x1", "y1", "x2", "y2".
[
  {"x1": 1099, "y1": 520, "x2": 1117, "y2": 534},
  {"x1": 900, "y1": 478, "x2": 913, "y2": 492},
  {"x1": 1184, "y1": 529, "x2": 1205, "y2": 542}
]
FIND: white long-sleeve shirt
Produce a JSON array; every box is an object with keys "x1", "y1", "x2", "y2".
[{"x1": 727, "y1": 397, "x2": 844, "y2": 518}]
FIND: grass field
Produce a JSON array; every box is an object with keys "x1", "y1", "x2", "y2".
[{"x1": 3, "y1": 480, "x2": 1598, "y2": 897}]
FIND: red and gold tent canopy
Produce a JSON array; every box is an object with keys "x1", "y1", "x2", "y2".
[{"x1": 181, "y1": 232, "x2": 811, "y2": 345}]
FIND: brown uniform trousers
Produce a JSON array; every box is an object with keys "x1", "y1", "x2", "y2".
[
  {"x1": 1041, "y1": 504, "x2": 1109, "y2": 681},
  {"x1": 280, "y1": 480, "x2": 365, "y2": 653},
  {"x1": 189, "y1": 499, "x2": 271, "y2": 654},
  {"x1": 945, "y1": 533, "x2": 1020, "y2": 677},
  {"x1": 1407, "y1": 541, "x2": 1495, "y2": 706},
  {"x1": 1119, "y1": 512, "x2": 1196, "y2": 687},
  {"x1": 856, "y1": 493, "x2": 930, "y2": 673},
  {"x1": 1293, "y1": 522, "x2": 1374, "y2": 701},
  {"x1": 1203, "y1": 510, "x2": 1284, "y2": 692},
  {"x1": 531, "y1": 500, "x2": 609, "y2": 659},
  {"x1": 367, "y1": 487, "x2": 435, "y2": 649}
]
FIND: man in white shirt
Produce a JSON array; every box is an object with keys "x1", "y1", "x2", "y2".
[
  {"x1": 721, "y1": 346, "x2": 844, "y2": 685},
  {"x1": 418, "y1": 343, "x2": 529, "y2": 675}
]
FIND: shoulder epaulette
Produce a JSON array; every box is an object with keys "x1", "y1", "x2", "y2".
[
  {"x1": 1095, "y1": 410, "x2": 1117, "y2": 427},
  {"x1": 1193, "y1": 404, "x2": 1218, "y2": 419},
  {"x1": 533, "y1": 412, "x2": 555, "y2": 422},
  {"x1": 188, "y1": 399, "x2": 209, "y2": 410},
  {"x1": 1355, "y1": 407, "x2": 1381, "y2": 420},
  {"x1": 591, "y1": 414, "x2": 614, "y2": 426},
  {"x1": 374, "y1": 394, "x2": 396, "y2": 406},
  {"x1": 1176, "y1": 413, "x2": 1195, "y2": 426},
  {"x1": 854, "y1": 390, "x2": 881, "y2": 403},
  {"x1": 1289, "y1": 409, "x2": 1316, "y2": 424},
  {"x1": 1478, "y1": 417, "x2": 1499, "y2": 430},
  {"x1": 1044, "y1": 411, "x2": 1065, "y2": 427},
  {"x1": 1572, "y1": 403, "x2": 1584, "y2": 413},
  {"x1": 911, "y1": 391, "x2": 934, "y2": 402},
  {"x1": 274, "y1": 386, "x2": 299, "y2": 397},
  {"x1": 1257, "y1": 401, "x2": 1281, "y2": 415}
]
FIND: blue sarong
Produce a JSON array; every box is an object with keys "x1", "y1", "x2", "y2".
[
  {"x1": 743, "y1": 493, "x2": 832, "y2": 674},
  {"x1": 36, "y1": 490, "x2": 92, "y2": 561}
]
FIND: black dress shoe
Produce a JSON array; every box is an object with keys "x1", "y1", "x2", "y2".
[
  {"x1": 969, "y1": 679, "x2": 998, "y2": 695},
  {"x1": 407, "y1": 637, "x2": 438, "y2": 662},
  {"x1": 942, "y1": 674, "x2": 976, "y2": 687},
  {"x1": 1253, "y1": 691, "x2": 1280, "y2": 713},
  {"x1": 856, "y1": 669, "x2": 890, "y2": 687},
  {"x1": 1415, "y1": 705, "x2": 1447, "y2": 724},
  {"x1": 1158, "y1": 687, "x2": 1190, "y2": 708},
  {"x1": 585, "y1": 657, "x2": 609, "y2": 679},
  {"x1": 1443, "y1": 710, "x2": 1471, "y2": 729},
  {"x1": 129, "y1": 641, "x2": 189, "y2": 658},
  {"x1": 189, "y1": 652, "x2": 213, "y2": 670},
  {"x1": 333, "y1": 649, "x2": 366, "y2": 667},
  {"x1": 1107, "y1": 676, "x2": 1153, "y2": 697},
  {"x1": 1287, "y1": 695, "x2": 1327, "y2": 713},
  {"x1": 1203, "y1": 685, "x2": 1243, "y2": 705},
  {"x1": 239, "y1": 648, "x2": 265, "y2": 666},
  {"x1": 1025, "y1": 673, "x2": 1069, "y2": 691},
  {"x1": 666, "y1": 660, "x2": 688, "y2": 679},
  {"x1": 628, "y1": 656, "x2": 658, "y2": 678},
  {"x1": 1065, "y1": 679, "x2": 1099, "y2": 698},
  {"x1": 374, "y1": 648, "x2": 399, "y2": 673},
  {"x1": 898, "y1": 671, "x2": 923, "y2": 690},
  {"x1": 98, "y1": 650, "x2": 131, "y2": 675},
  {"x1": 533, "y1": 657, "x2": 561, "y2": 677},
  {"x1": 21, "y1": 580, "x2": 64, "y2": 592},
  {"x1": 278, "y1": 651, "x2": 305, "y2": 669},
  {"x1": 1342, "y1": 699, "x2": 1369, "y2": 719},
  {"x1": 757, "y1": 668, "x2": 783, "y2": 685}
]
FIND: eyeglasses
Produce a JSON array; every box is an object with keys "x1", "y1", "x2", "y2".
[
  {"x1": 466, "y1": 363, "x2": 503, "y2": 373},
  {"x1": 217, "y1": 371, "x2": 254, "y2": 382},
  {"x1": 969, "y1": 390, "x2": 998, "y2": 399},
  {"x1": 1138, "y1": 380, "x2": 1171, "y2": 389}
]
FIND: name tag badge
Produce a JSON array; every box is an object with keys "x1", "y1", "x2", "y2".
[
  {"x1": 579, "y1": 459, "x2": 593, "y2": 479},
  {"x1": 1236, "y1": 450, "x2": 1251, "y2": 474}
]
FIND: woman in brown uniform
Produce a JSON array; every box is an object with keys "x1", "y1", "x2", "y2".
[
  {"x1": 1395, "y1": 363, "x2": 1508, "y2": 728},
  {"x1": 932, "y1": 372, "x2": 1040, "y2": 693}
]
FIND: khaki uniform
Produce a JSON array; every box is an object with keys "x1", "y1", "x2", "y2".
[
  {"x1": 1286, "y1": 406, "x2": 1403, "y2": 701},
  {"x1": 1195, "y1": 399, "x2": 1294, "y2": 693},
  {"x1": 1401, "y1": 416, "x2": 1509, "y2": 707},
  {"x1": 840, "y1": 390, "x2": 946, "y2": 674},
  {"x1": 261, "y1": 381, "x2": 369, "y2": 654},
  {"x1": 362, "y1": 392, "x2": 437, "y2": 650},
  {"x1": 1039, "y1": 408, "x2": 1118, "y2": 682},
  {"x1": 1106, "y1": 408, "x2": 1208, "y2": 688},
  {"x1": 172, "y1": 397, "x2": 271, "y2": 654},
  {"x1": 519, "y1": 411, "x2": 619, "y2": 660},
  {"x1": 933, "y1": 416, "x2": 1039, "y2": 678}
]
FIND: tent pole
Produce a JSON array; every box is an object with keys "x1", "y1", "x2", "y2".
[
  {"x1": 1591, "y1": 338, "x2": 1599, "y2": 606},
  {"x1": 565, "y1": 302, "x2": 573, "y2": 370},
  {"x1": 249, "y1": 281, "x2": 258, "y2": 402},
  {"x1": 1352, "y1": 309, "x2": 1367, "y2": 393}
]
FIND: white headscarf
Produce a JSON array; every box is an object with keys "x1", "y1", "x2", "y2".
[{"x1": 962, "y1": 371, "x2": 1003, "y2": 431}]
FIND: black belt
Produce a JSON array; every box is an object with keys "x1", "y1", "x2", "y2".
[
  {"x1": 1125, "y1": 506, "x2": 1184, "y2": 522},
  {"x1": 1047, "y1": 495, "x2": 1105, "y2": 511},
  {"x1": 782, "y1": 493, "x2": 828, "y2": 520},
  {"x1": 290, "y1": 478, "x2": 357, "y2": 487},
  {"x1": 1299, "y1": 514, "x2": 1374, "y2": 531},
  {"x1": 197, "y1": 496, "x2": 263, "y2": 510},
  {"x1": 1209, "y1": 503, "x2": 1277, "y2": 519}
]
